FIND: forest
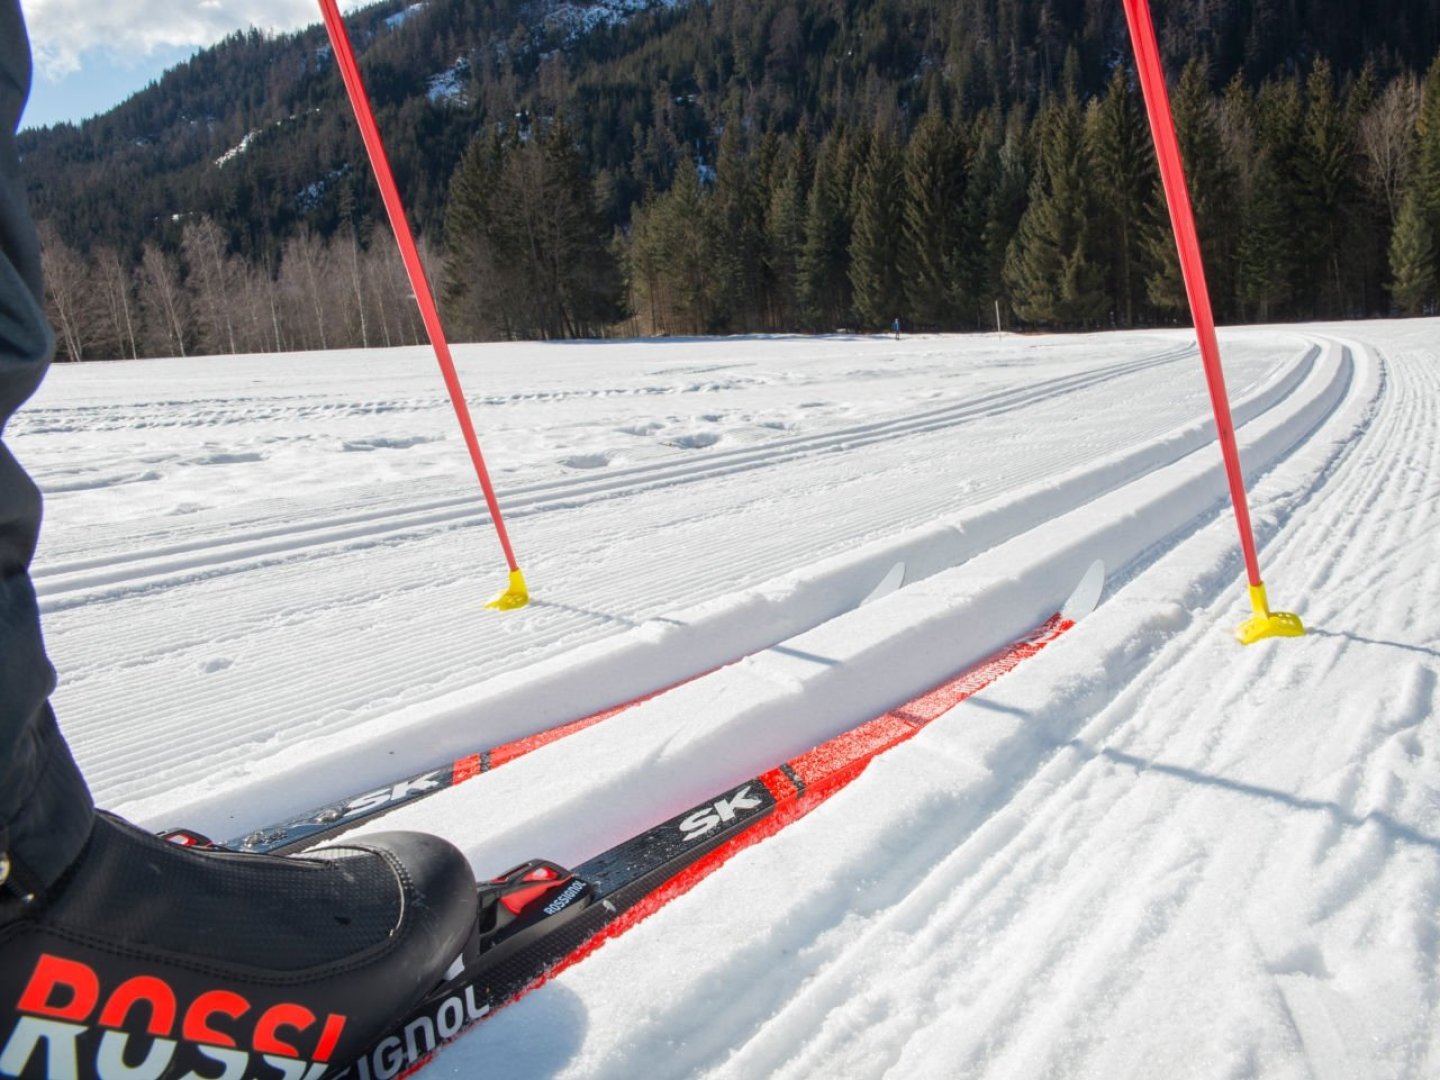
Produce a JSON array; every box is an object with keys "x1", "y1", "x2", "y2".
[{"x1": 18, "y1": 0, "x2": 1440, "y2": 359}]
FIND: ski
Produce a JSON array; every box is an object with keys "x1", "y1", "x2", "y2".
[
  {"x1": 162, "y1": 562, "x2": 908, "y2": 856},
  {"x1": 329, "y1": 560, "x2": 1104, "y2": 1080}
]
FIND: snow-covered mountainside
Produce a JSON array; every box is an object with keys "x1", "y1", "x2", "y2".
[{"x1": 12, "y1": 321, "x2": 1438, "y2": 1077}]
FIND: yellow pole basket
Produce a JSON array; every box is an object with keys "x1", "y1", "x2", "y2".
[
  {"x1": 1236, "y1": 582, "x2": 1305, "y2": 646},
  {"x1": 486, "y1": 569, "x2": 531, "y2": 611}
]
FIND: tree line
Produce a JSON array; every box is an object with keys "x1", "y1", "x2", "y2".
[
  {"x1": 612, "y1": 52, "x2": 1440, "y2": 337},
  {"x1": 40, "y1": 49, "x2": 1440, "y2": 357},
  {"x1": 38, "y1": 215, "x2": 436, "y2": 361}
]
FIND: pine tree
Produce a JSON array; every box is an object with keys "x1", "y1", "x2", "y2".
[
  {"x1": 625, "y1": 194, "x2": 669, "y2": 334},
  {"x1": 849, "y1": 125, "x2": 907, "y2": 331},
  {"x1": 765, "y1": 125, "x2": 815, "y2": 328},
  {"x1": 708, "y1": 126, "x2": 766, "y2": 333},
  {"x1": 536, "y1": 118, "x2": 626, "y2": 337},
  {"x1": 976, "y1": 107, "x2": 1032, "y2": 330},
  {"x1": 798, "y1": 131, "x2": 853, "y2": 331},
  {"x1": 1088, "y1": 65, "x2": 1158, "y2": 327},
  {"x1": 444, "y1": 122, "x2": 622, "y2": 340},
  {"x1": 1004, "y1": 93, "x2": 1107, "y2": 328},
  {"x1": 1414, "y1": 57, "x2": 1440, "y2": 270},
  {"x1": 1247, "y1": 76, "x2": 1306, "y2": 320},
  {"x1": 655, "y1": 158, "x2": 715, "y2": 334},
  {"x1": 1389, "y1": 188, "x2": 1436, "y2": 315},
  {"x1": 1236, "y1": 151, "x2": 1293, "y2": 321},
  {"x1": 1296, "y1": 60, "x2": 1362, "y2": 317},
  {"x1": 1143, "y1": 59, "x2": 1238, "y2": 322},
  {"x1": 901, "y1": 111, "x2": 968, "y2": 329},
  {"x1": 443, "y1": 134, "x2": 511, "y2": 340},
  {"x1": 751, "y1": 130, "x2": 786, "y2": 330}
]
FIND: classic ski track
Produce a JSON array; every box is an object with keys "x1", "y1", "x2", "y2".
[
  {"x1": 643, "y1": 339, "x2": 1428, "y2": 1080},
  {"x1": 860, "y1": 340, "x2": 1438, "y2": 1080},
  {"x1": 408, "y1": 336, "x2": 1368, "y2": 1080},
  {"x1": 33, "y1": 346, "x2": 1192, "y2": 606},
  {"x1": 47, "y1": 337, "x2": 1318, "y2": 809}
]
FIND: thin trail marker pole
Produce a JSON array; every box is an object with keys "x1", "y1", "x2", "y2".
[
  {"x1": 1122, "y1": 0, "x2": 1302, "y2": 645},
  {"x1": 318, "y1": 0, "x2": 528, "y2": 609}
]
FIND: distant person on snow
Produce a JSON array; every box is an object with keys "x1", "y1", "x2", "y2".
[
  {"x1": 0, "y1": 3, "x2": 478, "y2": 1074},
  {"x1": 892, "y1": 317, "x2": 901, "y2": 340}
]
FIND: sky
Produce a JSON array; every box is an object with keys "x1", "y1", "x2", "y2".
[{"x1": 17, "y1": 0, "x2": 370, "y2": 130}]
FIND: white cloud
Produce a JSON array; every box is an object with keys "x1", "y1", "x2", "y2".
[{"x1": 22, "y1": 0, "x2": 366, "y2": 78}]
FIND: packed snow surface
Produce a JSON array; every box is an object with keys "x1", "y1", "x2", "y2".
[{"x1": 13, "y1": 322, "x2": 1439, "y2": 1078}]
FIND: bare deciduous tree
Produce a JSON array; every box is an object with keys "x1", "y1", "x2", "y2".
[
  {"x1": 1359, "y1": 75, "x2": 1422, "y2": 225},
  {"x1": 95, "y1": 247, "x2": 140, "y2": 360},
  {"x1": 37, "y1": 222, "x2": 97, "y2": 362},
  {"x1": 139, "y1": 243, "x2": 190, "y2": 358}
]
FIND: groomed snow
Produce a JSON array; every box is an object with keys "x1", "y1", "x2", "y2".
[{"x1": 12, "y1": 321, "x2": 1439, "y2": 1078}]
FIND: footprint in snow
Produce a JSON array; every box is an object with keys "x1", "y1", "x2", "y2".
[
  {"x1": 617, "y1": 421, "x2": 665, "y2": 437},
  {"x1": 665, "y1": 432, "x2": 721, "y2": 450},
  {"x1": 560, "y1": 453, "x2": 612, "y2": 469}
]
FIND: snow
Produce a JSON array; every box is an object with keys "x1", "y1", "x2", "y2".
[
  {"x1": 428, "y1": 58, "x2": 470, "y2": 105},
  {"x1": 545, "y1": 0, "x2": 689, "y2": 43},
  {"x1": 11, "y1": 321, "x2": 1440, "y2": 1077},
  {"x1": 385, "y1": 2, "x2": 429, "y2": 30},
  {"x1": 214, "y1": 130, "x2": 258, "y2": 168}
]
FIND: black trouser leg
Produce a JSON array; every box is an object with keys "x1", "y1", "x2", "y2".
[{"x1": 0, "y1": 0, "x2": 94, "y2": 899}]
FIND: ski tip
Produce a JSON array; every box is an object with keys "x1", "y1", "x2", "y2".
[
  {"x1": 860, "y1": 561, "x2": 907, "y2": 606},
  {"x1": 1061, "y1": 559, "x2": 1106, "y2": 622}
]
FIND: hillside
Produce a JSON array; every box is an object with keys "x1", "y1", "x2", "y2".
[
  {"x1": 16, "y1": 0, "x2": 1440, "y2": 355},
  {"x1": 20, "y1": 0, "x2": 1437, "y2": 248}
]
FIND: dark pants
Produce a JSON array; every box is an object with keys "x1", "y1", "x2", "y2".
[{"x1": 0, "y1": 0, "x2": 94, "y2": 897}]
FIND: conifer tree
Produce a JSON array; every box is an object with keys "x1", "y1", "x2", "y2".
[
  {"x1": 536, "y1": 118, "x2": 626, "y2": 337},
  {"x1": 1413, "y1": 56, "x2": 1440, "y2": 281},
  {"x1": 1236, "y1": 151, "x2": 1294, "y2": 321},
  {"x1": 1245, "y1": 76, "x2": 1306, "y2": 320},
  {"x1": 709, "y1": 126, "x2": 766, "y2": 332},
  {"x1": 654, "y1": 157, "x2": 715, "y2": 334},
  {"x1": 443, "y1": 134, "x2": 511, "y2": 339},
  {"x1": 751, "y1": 130, "x2": 786, "y2": 329},
  {"x1": 1004, "y1": 93, "x2": 1107, "y2": 328},
  {"x1": 625, "y1": 194, "x2": 669, "y2": 334},
  {"x1": 976, "y1": 107, "x2": 1032, "y2": 330},
  {"x1": 1389, "y1": 189, "x2": 1436, "y2": 315},
  {"x1": 1144, "y1": 58, "x2": 1238, "y2": 322},
  {"x1": 766, "y1": 125, "x2": 815, "y2": 328},
  {"x1": 901, "y1": 111, "x2": 968, "y2": 329},
  {"x1": 1296, "y1": 60, "x2": 1362, "y2": 317},
  {"x1": 443, "y1": 122, "x2": 622, "y2": 340},
  {"x1": 849, "y1": 125, "x2": 907, "y2": 330},
  {"x1": 798, "y1": 131, "x2": 854, "y2": 331},
  {"x1": 1088, "y1": 65, "x2": 1157, "y2": 327}
]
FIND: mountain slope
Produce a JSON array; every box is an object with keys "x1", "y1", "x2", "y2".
[{"x1": 19, "y1": 0, "x2": 1438, "y2": 258}]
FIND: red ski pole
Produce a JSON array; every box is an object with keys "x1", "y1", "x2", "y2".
[
  {"x1": 318, "y1": 0, "x2": 528, "y2": 610},
  {"x1": 1121, "y1": 0, "x2": 1302, "y2": 645}
]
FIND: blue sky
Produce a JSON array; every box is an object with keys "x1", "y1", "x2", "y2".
[
  {"x1": 18, "y1": 0, "x2": 371, "y2": 130},
  {"x1": 23, "y1": 46, "x2": 200, "y2": 130}
]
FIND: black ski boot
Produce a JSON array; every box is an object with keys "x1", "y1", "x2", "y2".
[{"x1": 0, "y1": 812, "x2": 477, "y2": 1079}]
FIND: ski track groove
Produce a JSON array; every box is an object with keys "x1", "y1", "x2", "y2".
[
  {"x1": 32, "y1": 327, "x2": 1440, "y2": 1078},
  {"x1": 696, "y1": 332, "x2": 1439, "y2": 1080},
  {"x1": 42, "y1": 341, "x2": 1324, "y2": 806},
  {"x1": 33, "y1": 347, "x2": 1191, "y2": 606}
]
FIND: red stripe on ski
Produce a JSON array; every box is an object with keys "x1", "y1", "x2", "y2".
[{"x1": 486, "y1": 682, "x2": 681, "y2": 768}]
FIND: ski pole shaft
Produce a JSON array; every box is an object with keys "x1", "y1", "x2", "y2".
[
  {"x1": 317, "y1": 0, "x2": 522, "y2": 575},
  {"x1": 1122, "y1": 0, "x2": 1262, "y2": 588}
]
